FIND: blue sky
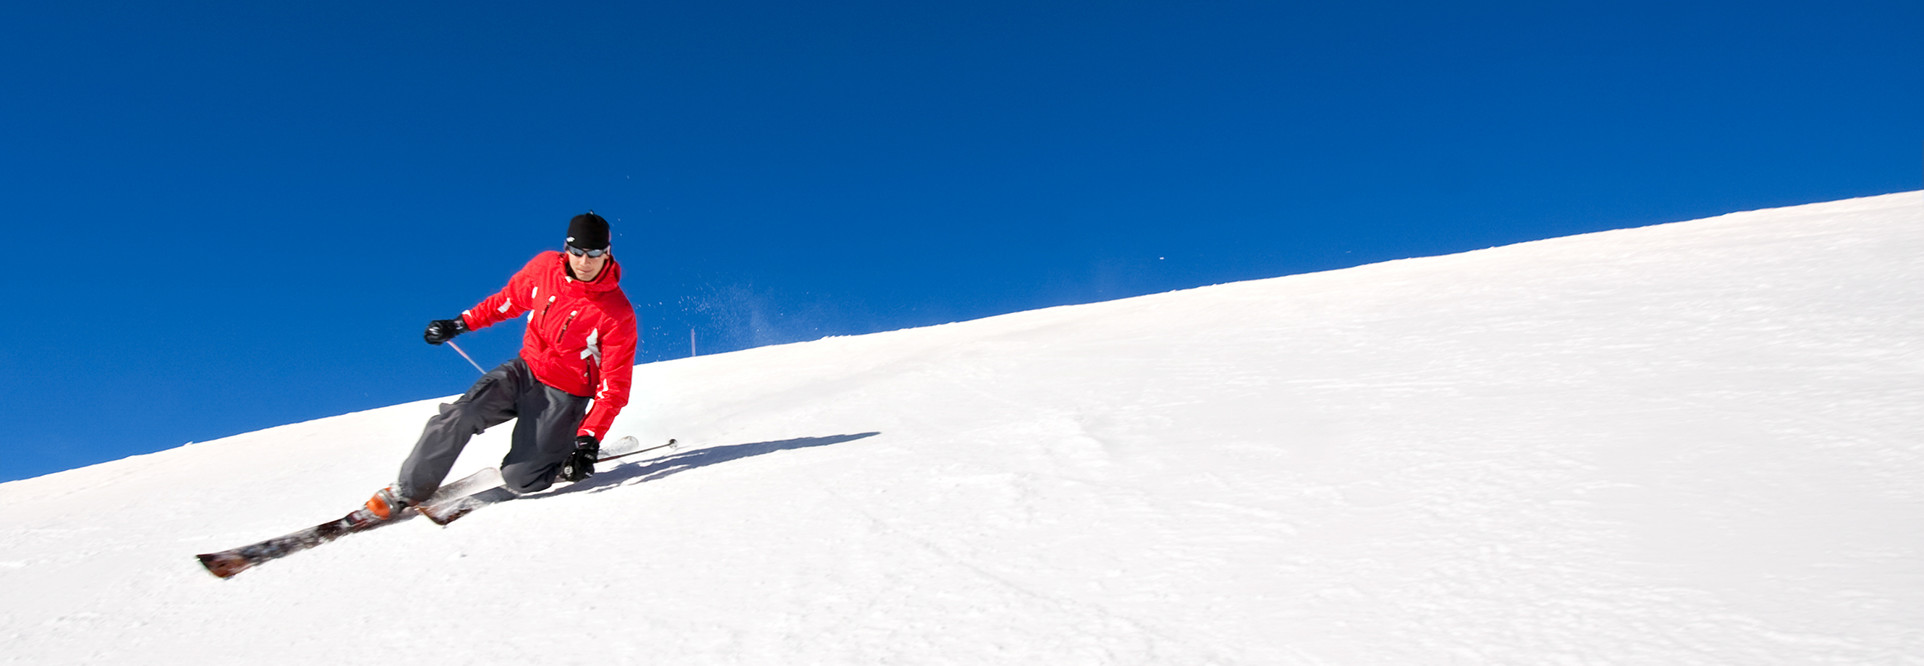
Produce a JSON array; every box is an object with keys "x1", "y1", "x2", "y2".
[{"x1": 2, "y1": 1, "x2": 1919, "y2": 482}]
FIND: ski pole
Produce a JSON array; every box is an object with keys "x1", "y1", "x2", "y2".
[{"x1": 446, "y1": 340, "x2": 487, "y2": 375}]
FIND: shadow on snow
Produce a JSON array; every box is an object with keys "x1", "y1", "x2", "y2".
[{"x1": 545, "y1": 432, "x2": 883, "y2": 498}]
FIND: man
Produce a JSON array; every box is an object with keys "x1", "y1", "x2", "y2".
[{"x1": 361, "y1": 211, "x2": 638, "y2": 522}]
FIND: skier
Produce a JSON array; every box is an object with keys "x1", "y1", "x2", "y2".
[{"x1": 360, "y1": 211, "x2": 638, "y2": 522}]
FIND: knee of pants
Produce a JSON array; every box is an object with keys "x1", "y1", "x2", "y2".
[
  {"x1": 500, "y1": 460, "x2": 560, "y2": 495},
  {"x1": 431, "y1": 400, "x2": 495, "y2": 437}
]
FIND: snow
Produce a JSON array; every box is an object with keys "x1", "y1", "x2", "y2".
[{"x1": 3, "y1": 192, "x2": 1921, "y2": 664}]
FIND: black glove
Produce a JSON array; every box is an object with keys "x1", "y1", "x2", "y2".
[
  {"x1": 424, "y1": 317, "x2": 468, "y2": 345},
  {"x1": 560, "y1": 435, "x2": 600, "y2": 482}
]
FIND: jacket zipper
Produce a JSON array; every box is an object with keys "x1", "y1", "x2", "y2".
[{"x1": 555, "y1": 311, "x2": 579, "y2": 346}]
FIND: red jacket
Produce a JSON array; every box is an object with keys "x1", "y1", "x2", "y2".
[{"x1": 459, "y1": 251, "x2": 637, "y2": 440}]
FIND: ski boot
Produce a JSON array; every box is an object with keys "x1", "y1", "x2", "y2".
[{"x1": 351, "y1": 484, "x2": 416, "y2": 527}]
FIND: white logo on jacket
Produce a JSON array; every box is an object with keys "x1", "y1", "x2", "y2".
[{"x1": 583, "y1": 328, "x2": 602, "y2": 365}]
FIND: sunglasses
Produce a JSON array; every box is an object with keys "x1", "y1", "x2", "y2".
[{"x1": 566, "y1": 245, "x2": 610, "y2": 258}]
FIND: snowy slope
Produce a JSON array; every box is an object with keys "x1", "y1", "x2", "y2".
[{"x1": 3, "y1": 192, "x2": 1920, "y2": 664}]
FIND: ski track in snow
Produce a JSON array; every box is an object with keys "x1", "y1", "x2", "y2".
[{"x1": 1, "y1": 192, "x2": 1921, "y2": 664}]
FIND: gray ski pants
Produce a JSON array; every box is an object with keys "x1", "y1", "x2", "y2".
[{"x1": 395, "y1": 358, "x2": 590, "y2": 503}]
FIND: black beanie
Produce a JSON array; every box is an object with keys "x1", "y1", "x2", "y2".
[{"x1": 567, "y1": 212, "x2": 611, "y2": 250}]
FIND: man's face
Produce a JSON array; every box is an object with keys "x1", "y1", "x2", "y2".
[{"x1": 568, "y1": 247, "x2": 609, "y2": 281}]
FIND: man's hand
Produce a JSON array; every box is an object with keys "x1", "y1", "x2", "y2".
[
  {"x1": 424, "y1": 318, "x2": 468, "y2": 345},
  {"x1": 561, "y1": 435, "x2": 600, "y2": 482}
]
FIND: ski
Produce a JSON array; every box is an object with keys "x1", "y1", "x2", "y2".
[
  {"x1": 594, "y1": 436, "x2": 679, "y2": 464},
  {"x1": 194, "y1": 464, "x2": 503, "y2": 579},
  {"x1": 196, "y1": 508, "x2": 385, "y2": 579},
  {"x1": 195, "y1": 436, "x2": 673, "y2": 578},
  {"x1": 419, "y1": 437, "x2": 678, "y2": 526},
  {"x1": 417, "y1": 487, "x2": 512, "y2": 526}
]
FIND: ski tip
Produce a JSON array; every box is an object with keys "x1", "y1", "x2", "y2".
[{"x1": 197, "y1": 552, "x2": 249, "y2": 579}]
